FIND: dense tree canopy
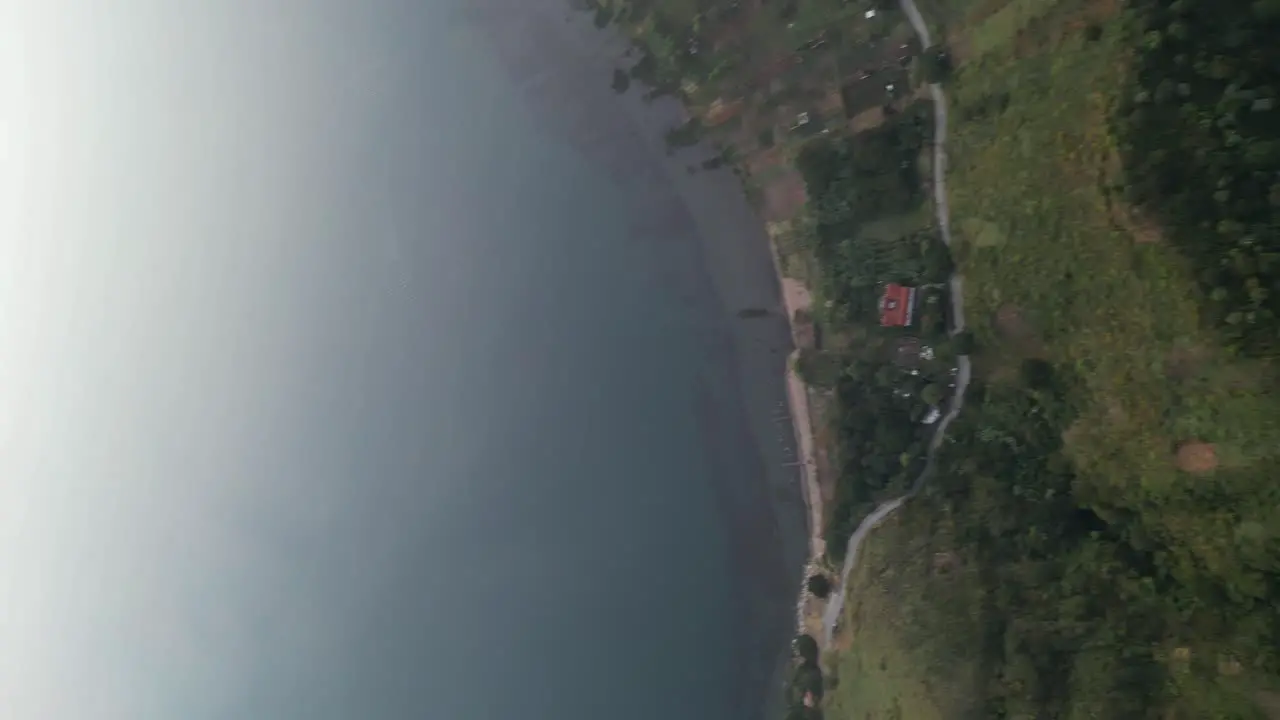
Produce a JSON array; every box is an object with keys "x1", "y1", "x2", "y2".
[{"x1": 1119, "y1": 0, "x2": 1280, "y2": 355}]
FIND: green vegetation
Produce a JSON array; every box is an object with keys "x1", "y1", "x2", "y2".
[
  {"x1": 592, "y1": 0, "x2": 1280, "y2": 716},
  {"x1": 790, "y1": 109, "x2": 959, "y2": 560},
  {"x1": 918, "y1": 45, "x2": 952, "y2": 84},
  {"x1": 794, "y1": 106, "x2": 937, "y2": 323},
  {"x1": 785, "y1": 634, "x2": 826, "y2": 719},
  {"x1": 1117, "y1": 0, "x2": 1280, "y2": 355},
  {"x1": 915, "y1": 0, "x2": 1280, "y2": 712},
  {"x1": 824, "y1": 515, "x2": 974, "y2": 720},
  {"x1": 807, "y1": 573, "x2": 833, "y2": 599},
  {"x1": 796, "y1": 634, "x2": 821, "y2": 665}
]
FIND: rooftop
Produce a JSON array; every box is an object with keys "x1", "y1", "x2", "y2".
[{"x1": 879, "y1": 283, "x2": 917, "y2": 327}]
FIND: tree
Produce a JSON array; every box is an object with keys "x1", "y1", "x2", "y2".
[
  {"x1": 791, "y1": 663, "x2": 824, "y2": 697},
  {"x1": 1253, "y1": 0, "x2": 1280, "y2": 19},
  {"x1": 806, "y1": 573, "x2": 832, "y2": 599},
  {"x1": 919, "y1": 45, "x2": 952, "y2": 84},
  {"x1": 794, "y1": 633, "x2": 820, "y2": 663},
  {"x1": 1020, "y1": 358, "x2": 1054, "y2": 389},
  {"x1": 921, "y1": 383, "x2": 946, "y2": 406}
]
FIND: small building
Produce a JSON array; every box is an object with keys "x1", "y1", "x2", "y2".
[{"x1": 879, "y1": 283, "x2": 917, "y2": 327}]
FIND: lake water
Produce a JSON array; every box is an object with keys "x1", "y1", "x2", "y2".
[{"x1": 0, "y1": 1, "x2": 808, "y2": 718}]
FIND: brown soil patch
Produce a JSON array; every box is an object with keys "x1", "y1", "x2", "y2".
[
  {"x1": 793, "y1": 309, "x2": 818, "y2": 350},
  {"x1": 830, "y1": 611, "x2": 856, "y2": 653},
  {"x1": 800, "y1": 593, "x2": 828, "y2": 641},
  {"x1": 1176, "y1": 442, "x2": 1218, "y2": 474},
  {"x1": 811, "y1": 393, "x2": 838, "y2": 514},
  {"x1": 998, "y1": 302, "x2": 1029, "y2": 335},
  {"x1": 1110, "y1": 200, "x2": 1164, "y2": 244},
  {"x1": 848, "y1": 105, "x2": 886, "y2": 134},
  {"x1": 946, "y1": 26, "x2": 975, "y2": 63},
  {"x1": 1217, "y1": 655, "x2": 1244, "y2": 676},
  {"x1": 932, "y1": 551, "x2": 960, "y2": 574},
  {"x1": 762, "y1": 170, "x2": 809, "y2": 222},
  {"x1": 705, "y1": 97, "x2": 745, "y2": 127},
  {"x1": 1254, "y1": 691, "x2": 1280, "y2": 720},
  {"x1": 1166, "y1": 344, "x2": 1210, "y2": 380},
  {"x1": 966, "y1": 0, "x2": 1015, "y2": 24},
  {"x1": 748, "y1": 146, "x2": 784, "y2": 172},
  {"x1": 817, "y1": 88, "x2": 845, "y2": 117},
  {"x1": 1013, "y1": 26, "x2": 1042, "y2": 59},
  {"x1": 991, "y1": 305, "x2": 1049, "y2": 369},
  {"x1": 995, "y1": 304, "x2": 1035, "y2": 340},
  {"x1": 1082, "y1": 0, "x2": 1123, "y2": 24}
]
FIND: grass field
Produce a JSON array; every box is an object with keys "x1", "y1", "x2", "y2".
[
  {"x1": 823, "y1": 505, "x2": 980, "y2": 720},
  {"x1": 602, "y1": 0, "x2": 1280, "y2": 715},
  {"x1": 947, "y1": 0, "x2": 1280, "y2": 569},
  {"x1": 827, "y1": 0, "x2": 1280, "y2": 713},
  {"x1": 825, "y1": 0, "x2": 1280, "y2": 713}
]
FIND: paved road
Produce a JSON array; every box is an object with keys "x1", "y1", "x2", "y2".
[{"x1": 821, "y1": 0, "x2": 971, "y2": 647}]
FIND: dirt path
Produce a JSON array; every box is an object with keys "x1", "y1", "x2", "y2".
[{"x1": 821, "y1": 0, "x2": 972, "y2": 647}]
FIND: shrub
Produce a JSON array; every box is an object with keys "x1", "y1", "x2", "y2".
[
  {"x1": 921, "y1": 383, "x2": 946, "y2": 406},
  {"x1": 919, "y1": 45, "x2": 952, "y2": 84},
  {"x1": 794, "y1": 633, "x2": 820, "y2": 663},
  {"x1": 806, "y1": 573, "x2": 832, "y2": 599},
  {"x1": 1020, "y1": 358, "x2": 1055, "y2": 389}
]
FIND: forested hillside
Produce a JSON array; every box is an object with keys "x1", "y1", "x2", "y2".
[{"x1": 587, "y1": 0, "x2": 1280, "y2": 716}]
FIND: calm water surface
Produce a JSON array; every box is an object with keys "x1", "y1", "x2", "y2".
[{"x1": 1, "y1": 1, "x2": 806, "y2": 718}]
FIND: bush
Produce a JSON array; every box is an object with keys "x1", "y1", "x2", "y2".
[
  {"x1": 919, "y1": 45, "x2": 952, "y2": 84},
  {"x1": 806, "y1": 573, "x2": 832, "y2": 599},
  {"x1": 787, "y1": 662, "x2": 824, "y2": 704},
  {"x1": 794, "y1": 634, "x2": 820, "y2": 663},
  {"x1": 795, "y1": 350, "x2": 846, "y2": 389},
  {"x1": 1020, "y1": 358, "x2": 1055, "y2": 389},
  {"x1": 921, "y1": 383, "x2": 946, "y2": 406}
]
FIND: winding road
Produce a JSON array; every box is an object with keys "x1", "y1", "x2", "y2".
[{"x1": 820, "y1": 1, "x2": 971, "y2": 647}]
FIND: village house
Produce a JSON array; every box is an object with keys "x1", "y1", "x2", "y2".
[{"x1": 879, "y1": 283, "x2": 917, "y2": 327}]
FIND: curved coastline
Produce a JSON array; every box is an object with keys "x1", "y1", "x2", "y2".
[{"x1": 462, "y1": 2, "x2": 819, "y2": 717}]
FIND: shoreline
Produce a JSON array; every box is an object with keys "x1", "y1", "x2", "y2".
[
  {"x1": 751, "y1": 140, "x2": 831, "y2": 649},
  {"x1": 777, "y1": 278, "x2": 825, "y2": 563},
  {"x1": 770, "y1": 258, "x2": 833, "y2": 645},
  {"x1": 466, "y1": 2, "x2": 827, "y2": 715}
]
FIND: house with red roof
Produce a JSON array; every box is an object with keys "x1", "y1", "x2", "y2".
[{"x1": 879, "y1": 283, "x2": 917, "y2": 327}]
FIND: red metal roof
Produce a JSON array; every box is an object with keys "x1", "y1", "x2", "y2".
[{"x1": 879, "y1": 284, "x2": 916, "y2": 327}]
